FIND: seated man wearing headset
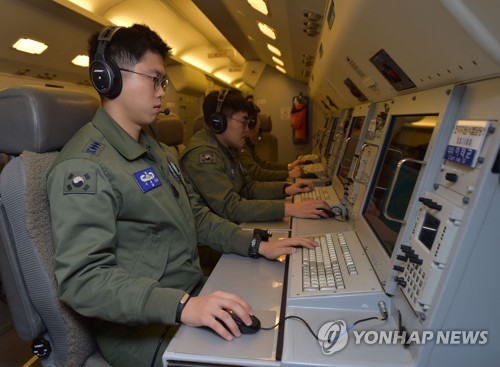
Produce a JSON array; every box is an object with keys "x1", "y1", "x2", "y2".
[
  {"x1": 47, "y1": 24, "x2": 318, "y2": 367},
  {"x1": 179, "y1": 89, "x2": 331, "y2": 224},
  {"x1": 239, "y1": 101, "x2": 304, "y2": 181}
]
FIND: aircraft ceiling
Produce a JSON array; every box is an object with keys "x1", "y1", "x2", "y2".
[{"x1": 0, "y1": 0, "x2": 326, "y2": 90}]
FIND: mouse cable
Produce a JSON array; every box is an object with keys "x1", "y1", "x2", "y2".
[
  {"x1": 261, "y1": 313, "x2": 388, "y2": 343},
  {"x1": 150, "y1": 325, "x2": 170, "y2": 367}
]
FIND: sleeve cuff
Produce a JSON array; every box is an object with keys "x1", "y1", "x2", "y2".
[
  {"x1": 229, "y1": 229, "x2": 254, "y2": 256},
  {"x1": 143, "y1": 287, "x2": 186, "y2": 325}
]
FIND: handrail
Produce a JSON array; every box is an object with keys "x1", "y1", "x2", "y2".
[{"x1": 383, "y1": 158, "x2": 426, "y2": 224}]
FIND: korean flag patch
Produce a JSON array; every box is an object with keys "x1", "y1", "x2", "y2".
[
  {"x1": 199, "y1": 152, "x2": 216, "y2": 164},
  {"x1": 133, "y1": 167, "x2": 162, "y2": 192},
  {"x1": 63, "y1": 172, "x2": 97, "y2": 194}
]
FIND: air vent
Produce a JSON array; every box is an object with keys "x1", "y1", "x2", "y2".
[{"x1": 302, "y1": 9, "x2": 322, "y2": 37}]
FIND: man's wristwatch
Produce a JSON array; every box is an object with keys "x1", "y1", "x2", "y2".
[
  {"x1": 175, "y1": 293, "x2": 191, "y2": 323},
  {"x1": 248, "y1": 234, "x2": 262, "y2": 258}
]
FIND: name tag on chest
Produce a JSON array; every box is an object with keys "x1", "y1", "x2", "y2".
[{"x1": 133, "y1": 167, "x2": 162, "y2": 192}]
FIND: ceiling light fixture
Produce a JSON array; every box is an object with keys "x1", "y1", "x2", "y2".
[
  {"x1": 267, "y1": 43, "x2": 282, "y2": 57},
  {"x1": 247, "y1": 0, "x2": 269, "y2": 16},
  {"x1": 257, "y1": 22, "x2": 277, "y2": 40},
  {"x1": 179, "y1": 55, "x2": 214, "y2": 74},
  {"x1": 275, "y1": 65, "x2": 286, "y2": 74},
  {"x1": 213, "y1": 71, "x2": 235, "y2": 84},
  {"x1": 67, "y1": 0, "x2": 93, "y2": 12},
  {"x1": 12, "y1": 38, "x2": 48, "y2": 55},
  {"x1": 72, "y1": 55, "x2": 89, "y2": 67},
  {"x1": 272, "y1": 56, "x2": 284, "y2": 67}
]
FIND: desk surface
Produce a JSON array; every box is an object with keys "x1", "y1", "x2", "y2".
[{"x1": 163, "y1": 254, "x2": 286, "y2": 367}]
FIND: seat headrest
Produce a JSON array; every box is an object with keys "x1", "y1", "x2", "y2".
[
  {"x1": 259, "y1": 113, "x2": 272, "y2": 132},
  {"x1": 152, "y1": 113, "x2": 184, "y2": 146},
  {"x1": 192, "y1": 114, "x2": 205, "y2": 134},
  {"x1": 0, "y1": 86, "x2": 99, "y2": 155}
]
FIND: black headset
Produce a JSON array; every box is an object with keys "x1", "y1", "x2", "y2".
[
  {"x1": 90, "y1": 26, "x2": 123, "y2": 99},
  {"x1": 208, "y1": 88, "x2": 229, "y2": 134}
]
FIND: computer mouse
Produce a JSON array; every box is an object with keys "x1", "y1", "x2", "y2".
[
  {"x1": 217, "y1": 310, "x2": 261, "y2": 335},
  {"x1": 318, "y1": 208, "x2": 334, "y2": 218}
]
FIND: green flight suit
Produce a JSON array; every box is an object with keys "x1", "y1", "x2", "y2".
[
  {"x1": 179, "y1": 127, "x2": 287, "y2": 223},
  {"x1": 47, "y1": 108, "x2": 253, "y2": 367},
  {"x1": 239, "y1": 138, "x2": 289, "y2": 181}
]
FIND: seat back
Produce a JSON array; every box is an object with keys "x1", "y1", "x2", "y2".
[
  {"x1": 152, "y1": 112, "x2": 185, "y2": 157},
  {"x1": 252, "y1": 113, "x2": 278, "y2": 162},
  {"x1": 0, "y1": 86, "x2": 110, "y2": 366},
  {"x1": 192, "y1": 114, "x2": 205, "y2": 135}
]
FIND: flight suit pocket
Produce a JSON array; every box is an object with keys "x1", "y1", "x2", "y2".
[{"x1": 129, "y1": 231, "x2": 169, "y2": 280}]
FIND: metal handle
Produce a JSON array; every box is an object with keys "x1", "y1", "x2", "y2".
[
  {"x1": 339, "y1": 137, "x2": 355, "y2": 169},
  {"x1": 354, "y1": 142, "x2": 379, "y2": 183},
  {"x1": 372, "y1": 147, "x2": 405, "y2": 191},
  {"x1": 383, "y1": 158, "x2": 426, "y2": 224}
]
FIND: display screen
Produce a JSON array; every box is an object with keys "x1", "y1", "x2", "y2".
[
  {"x1": 418, "y1": 212, "x2": 440, "y2": 251},
  {"x1": 362, "y1": 114, "x2": 438, "y2": 255}
]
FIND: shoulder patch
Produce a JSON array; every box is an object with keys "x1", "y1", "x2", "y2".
[
  {"x1": 83, "y1": 139, "x2": 104, "y2": 156},
  {"x1": 63, "y1": 172, "x2": 97, "y2": 194},
  {"x1": 199, "y1": 152, "x2": 216, "y2": 164}
]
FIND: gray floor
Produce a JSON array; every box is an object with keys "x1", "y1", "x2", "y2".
[{"x1": 0, "y1": 297, "x2": 42, "y2": 367}]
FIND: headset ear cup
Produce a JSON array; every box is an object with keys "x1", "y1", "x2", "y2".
[
  {"x1": 90, "y1": 25, "x2": 123, "y2": 99},
  {"x1": 209, "y1": 112, "x2": 227, "y2": 134},
  {"x1": 208, "y1": 88, "x2": 229, "y2": 133},
  {"x1": 90, "y1": 58, "x2": 122, "y2": 99}
]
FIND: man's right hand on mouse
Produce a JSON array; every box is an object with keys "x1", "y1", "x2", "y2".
[
  {"x1": 285, "y1": 200, "x2": 331, "y2": 219},
  {"x1": 179, "y1": 290, "x2": 254, "y2": 340}
]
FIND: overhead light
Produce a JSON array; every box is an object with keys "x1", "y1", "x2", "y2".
[
  {"x1": 272, "y1": 56, "x2": 284, "y2": 67},
  {"x1": 247, "y1": 0, "x2": 269, "y2": 16},
  {"x1": 179, "y1": 55, "x2": 214, "y2": 74},
  {"x1": 213, "y1": 71, "x2": 235, "y2": 84},
  {"x1": 276, "y1": 65, "x2": 286, "y2": 74},
  {"x1": 267, "y1": 43, "x2": 282, "y2": 57},
  {"x1": 72, "y1": 55, "x2": 89, "y2": 67},
  {"x1": 12, "y1": 38, "x2": 48, "y2": 55},
  {"x1": 257, "y1": 22, "x2": 277, "y2": 40},
  {"x1": 67, "y1": 0, "x2": 93, "y2": 12}
]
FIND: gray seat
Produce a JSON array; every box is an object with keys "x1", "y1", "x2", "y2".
[
  {"x1": 152, "y1": 112, "x2": 185, "y2": 157},
  {"x1": 252, "y1": 113, "x2": 278, "y2": 162},
  {"x1": 0, "y1": 86, "x2": 110, "y2": 366},
  {"x1": 192, "y1": 114, "x2": 205, "y2": 135}
]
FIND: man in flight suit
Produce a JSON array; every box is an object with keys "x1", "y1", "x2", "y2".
[
  {"x1": 239, "y1": 101, "x2": 304, "y2": 181},
  {"x1": 179, "y1": 89, "x2": 332, "y2": 224},
  {"x1": 47, "y1": 24, "x2": 317, "y2": 367}
]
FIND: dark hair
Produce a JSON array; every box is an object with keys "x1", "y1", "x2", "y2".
[
  {"x1": 88, "y1": 24, "x2": 171, "y2": 69},
  {"x1": 202, "y1": 89, "x2": 247, "y2": 125}
]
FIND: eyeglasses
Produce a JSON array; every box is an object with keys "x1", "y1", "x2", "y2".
[
  {"x1": 119, "y1": 68, "x2": 169, "y2": 92},
  {"x1": 227, "y1": 115, "x2": 250, "y2": 129}
]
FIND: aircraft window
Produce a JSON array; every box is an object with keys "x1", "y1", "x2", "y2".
[{"x1": 363, "y1": 114, "x2": 437, "y2": 255}]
